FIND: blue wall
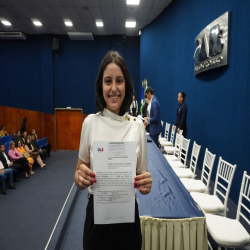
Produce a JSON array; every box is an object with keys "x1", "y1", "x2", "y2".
[
  {"x1": 0, "y1": 35, "x2": 140, "y2": 114},
  {"x1": 140, "y1": 0, "x2": 250, "y2": 203}
]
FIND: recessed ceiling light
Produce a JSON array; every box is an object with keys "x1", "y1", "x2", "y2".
[
  {"x1": 33, "y1": 21, "x2": 42, "y2": 26},
  {"x1": 126, "y1": 0, "x2": 140, "y2": 5},
  {"x1": 96, "y1": 22, "x2": 103, "y2": 27},
  {"x1": 126, "y1": 22, "x2": 136, "y2": 28},
  {"x1": 1, "y1": 20, "x2": 12, "y2": 26},
  {"x1": 65, "y1": 21, "x2": 73, "y2": 27}
]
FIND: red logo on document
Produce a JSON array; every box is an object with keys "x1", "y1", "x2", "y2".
[{"x1": 97, "y1": 148, "x2": 104, "y2": 152}]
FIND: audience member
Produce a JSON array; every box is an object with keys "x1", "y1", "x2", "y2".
[
  {"x1": 32, "y1": 129, "x2": 51, "y2": 157},
  {"x1": 25, "y1": 137, "x2": 46, "y2": 169},
  {"x1": 8, "y1": 141, "x2": 29, "y2": 179},
  {"x1": 17, "y1": 140, "x2": 35, "y2": 174},
  {"x1": 15, "y1": 130, "x2": 24, "y2": 146},
  {"x1": 31, "y1": 134, "x2": 47, "y2": 159},
  {"x1": 174, "y1": 91, "x2": 188, "y2": 137},
  {"x1": 22, "y1": 131, "x2": 28, "y2": 145},
  {"x1": 0, "y1": 161, "x2": 16, "y2": 195},
  {"x1": 0, "y1": 125, "x2": 9, "y2": 137},
  {"x1": 0, "y1": 143, "x2": 22, "y2": 182},
  {"x1": 20, "y1": 117, "x2": 27, "y2": 135},
  {"x1": 144, "y1": 86, "x2": 162, "y2": 146},
  {"x1": 130, "y1": 95, "x2": 138, "y2": 117}
]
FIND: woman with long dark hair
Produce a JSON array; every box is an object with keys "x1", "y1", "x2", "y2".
[{"x1": 74, "y1": 51, "x2": 152, "y2": 250}]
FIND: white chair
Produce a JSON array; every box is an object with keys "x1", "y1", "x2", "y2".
[
  {"x1": 159, "y1": 125, "x2": 176, "y2": 150},
  {"x1": 167, "y1": 138, "x2": 190, "y2": 168},
  {"x1": 163, "y1": 133, "x2": 183, "y2": 155},
  {"x1": 172, "y1": 141, "x2": 201, "y2": 178},
  {"x1": 163, "y1": 130, "x2": 183, "y2": 155},
  {"x1": 190, "y1": 157, "x2": 237, "y2": 216},
  {"x1": 180, "y1": 148, "x2": 216, "y2": 193},
  {"x1": 159, "y1": 122, "x2": 170, "y2": 142},
  {"x1": 206, "y1": 171, "x2": 250, "y2": 250}
]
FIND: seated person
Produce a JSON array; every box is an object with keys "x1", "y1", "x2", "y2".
[
  {"x1": 17, "y1": 140, "x2": 35, "y2": 174},
  {"x1": 8, "y1": 141, "x2": 29, "y2": 179},
  {"x1": 0, "y1": 143, "x2": 22, "y2": 182},
  {"x1": 15, "y1": 130, "x2": 24, "y2": 146},
  {"x1": 30, "y1": 134, "x2": 47, "y2": 159},
  {"x1": 25, "y1": 137, "x2": 46, "y2": 169},
  {"x1": 22, "y1": 131, "x2": 28, "y2": 145},
  {"x1": 31, "y1": 129, "x2": 51, "y2": 157},
  {"x1": 0, "y1": 161, "x2": 16, "y2": 195},
  {"x1": 0, "y1": 125, "x2": 9, "y2": 137}
]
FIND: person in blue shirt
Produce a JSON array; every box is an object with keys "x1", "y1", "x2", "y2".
[
  {"x1": 174, "y1": 92, "x2": 187, "y2": 137},
  {"x1": 144, "y1": 86, "x2": 162, "y2": 146}
]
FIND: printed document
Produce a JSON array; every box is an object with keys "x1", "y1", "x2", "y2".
[{"x1": 93, "y1": 141, "x2": 136, "y2": 224}]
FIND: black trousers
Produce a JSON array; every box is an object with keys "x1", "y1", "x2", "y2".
[
  {"x1": 13, "y1": 158, "x2": 29, "y2": 174},
  {"x1": 179, "y1": 126, "x2": 187, "y2": 138},
  {"x1": 83, "y1": 195, "x2": 142, "y2": 250},
  {"x1": 10, "y1": 164, "x2": 22, "y2": 179},
  {"x1": 42, "y1": 143, "x2": 51, "y2": 156}
]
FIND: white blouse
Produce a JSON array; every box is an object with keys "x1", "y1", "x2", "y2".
[{"x1": 78, "y1": 108, "x2": 148, "y2": 194}]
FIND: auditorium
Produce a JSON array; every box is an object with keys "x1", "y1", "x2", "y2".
[{"x1": 0, "y1": 0, "x2": 250, "y2": 250}]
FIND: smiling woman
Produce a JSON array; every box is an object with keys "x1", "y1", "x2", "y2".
[{"x1": 74, "y1": 51, "x2": 152, "y2": 250}]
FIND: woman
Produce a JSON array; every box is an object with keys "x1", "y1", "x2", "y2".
[
  {"x1": 17, "y1": 140, "x2": 35, "y2": 174},
  {"x1": 22, "y1": 131, "x2": 28, "y2": 145},
  {"x1": 0, "y1": 125, "x2": 9, "y2": 137},
  {"x1": 24, "y1": 137, "x2": 46, "y2": 169},
  {"x1": 130, "y1": 95, "x2": 138, "y2": 117},
  {"x1": 174, "y1": 92, "x2": 188, "y2": 137},
  {"x1": 74, "y1": 51, "x2": 152, "y2": 250},
  {"x1": 8, "y1": 141, "x2": 29, "y2": 179}
]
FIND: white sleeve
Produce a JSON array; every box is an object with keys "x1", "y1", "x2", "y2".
[
  {"x1": 136, "y1": 101, "x2": 138, "y2": 113},
  {"x1": 78, "y1": 115, "x2": 94, "y2": 163},
  {"x1": 136, "y1": 123, "x2": 148, "y2": 174},
  {"x1": 130, "y1": 102, "x2": 133, "y2": 113},
  {"x1": 0, "y1": 161, "x2": 4, "y2": 170}
]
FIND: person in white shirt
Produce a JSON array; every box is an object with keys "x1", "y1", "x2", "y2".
[
  {"x1": 74, "y1": 51, "x2": 152, "y2": 250},
  {"x1": 130, "y1": 95, "x2": 138, "y2": 117},
  {"x1": 0, "y1": 161, "x2": 16, "y2": 195}
]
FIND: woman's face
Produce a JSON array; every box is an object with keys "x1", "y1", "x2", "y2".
[
  {"x1": 24, "y1": 132, "x2": 27, "y2": 137},
  {"x1": 18, "y1": 141, "x2": 21, "y2": 147},
  {"x1": 2, "y1": 126, "x2": 5, "y2": 130},
  {"x1": 102, "y1": 63, "x2": 125, "y2": 115},
  {"x1": 178, "y1": 93, "x2": 183, "y2": 104},
  {"x1": 132, "y1": 95, "x2": 135, "y2": 101},
  {"x1": 27, "y1": 138, "x2": 30, "y2": 144},
  {"x1": 11, "y1": 143, "x2": 15, "y2": 149}
]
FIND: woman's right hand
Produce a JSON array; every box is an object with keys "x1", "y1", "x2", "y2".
[{"x1": 76, "y1": 163, "x2": 96, "y2": 190}]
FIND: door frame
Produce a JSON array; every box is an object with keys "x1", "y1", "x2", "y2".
[{"x1": 54, "y1": 108, "x2": 83, "y2": 150}]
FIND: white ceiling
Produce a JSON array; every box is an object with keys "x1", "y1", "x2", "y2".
[{"x1": 0, "y1": 0, "x2": 172, "y2": 36}]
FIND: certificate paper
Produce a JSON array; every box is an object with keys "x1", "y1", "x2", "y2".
[{"x1": 93, "y1": 141, "x2": 136, "y2": 224}]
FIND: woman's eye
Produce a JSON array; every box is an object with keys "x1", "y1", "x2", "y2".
[{"x1": 117, "y1": 79, "x2": 123, "y2": 84}]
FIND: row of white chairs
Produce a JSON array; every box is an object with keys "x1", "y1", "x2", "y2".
[{"x1": 159, "y1": 121, "x2": 250, "y2": 250}]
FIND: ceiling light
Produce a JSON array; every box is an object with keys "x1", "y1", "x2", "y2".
[
  {"x1": 126, "y1": 0, "x2": 140, "y2": 5},
  {"x1": 65, "y1": 21, "x2": 73, "y2": 27},
  {"x1": 96, "y1": 22, "x2": 103, "y2": 27},
  {"x1": 126, "y1": 22, "x2": 136, "y2": 28},
  {"x1": 1, "y1": 20, "x2": 12, "y2": 26},
  {"x1": 33, "y1": 21, "x2": 42, "y2": 26}
]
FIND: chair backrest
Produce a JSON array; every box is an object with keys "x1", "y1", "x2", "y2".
[
  {"x1": 236, "y1": 171, "x2": 250, "y2": 226},
  {"x1": 200, "y1": 148, "x2": 216, "y2": 191},
  {"x1": 170, "y1": 125, "x2": 176, "y2": 144},
  {"x1": 37, "y1": 139, "x2": 43, "y2": 148},
  {"x1": 189, "y1": 141, "x2": 201, "y2": 174},
  {"x1": 179, "y1": 138, "x2": 190, "y2": 167},
  {"x1": 178, "y1": 130, "x2": 183, "y2": 135},
  {"x1": 173, "y1": 133, "x2": 183, "y2": 159},
  {"x1": 43, "y1": 137, "x2": 48, "y2": 146},
  {"x1": 4, "y1": 142, "x2": 10, "y2": 153},
  {"x1": 213, "y1": 157, "x2": 237, "y2": 216},
  {"x1": 164, "y1": 123, "x2": 171, "y2": 141}
]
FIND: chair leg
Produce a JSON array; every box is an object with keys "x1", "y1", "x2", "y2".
[{"x1": 208, "y1": 240, "x2": 213, "y2": 250}]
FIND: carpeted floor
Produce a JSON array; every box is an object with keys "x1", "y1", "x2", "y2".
[{"x1": 0, "y1": 150, "x2": 79, "y2": 250}]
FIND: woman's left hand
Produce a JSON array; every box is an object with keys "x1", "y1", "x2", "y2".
[{"x1": 134, "y1": 172, "x2": 152, "y2": 195}]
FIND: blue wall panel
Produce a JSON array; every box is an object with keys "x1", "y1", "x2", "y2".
[{"x1": 140, "y1": 0, "x2": 250, "y2": 203}]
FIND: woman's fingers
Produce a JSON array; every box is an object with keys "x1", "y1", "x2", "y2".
[
  {"x1": 134, "y1": 172, "x2": 152, "y2": 194},
  {"x1": 77, "y1": 164, "x2": 96, "y2": 188},
  {"x1": 138, "y1": 187, "x2": 151, "y2": 195}
]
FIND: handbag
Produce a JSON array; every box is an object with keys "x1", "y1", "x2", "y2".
[
  {"x1": 31, "y1": 151, "x2": 39, "y2": 157},
  {"x1": 23, "y1": 151, "x2": 30, "y2": 158}
]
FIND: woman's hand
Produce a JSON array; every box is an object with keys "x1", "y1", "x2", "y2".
[
  {"x1": 76, "y1": 163, "x2": 96, "y2": 190},
  {"x1": 134, "y1": 172, "x2": 152, "y2": 195}
]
